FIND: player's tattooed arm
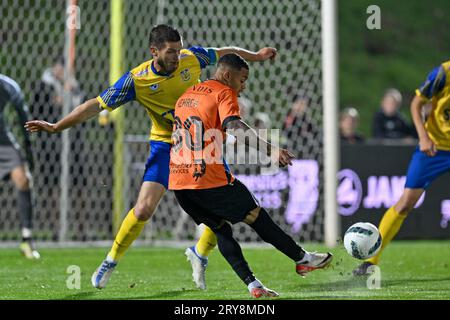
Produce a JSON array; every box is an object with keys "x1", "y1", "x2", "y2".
[
  {"x1": 25, "y1": 98, "x2": 102, "y2": 133},
  {"x1": 224, "y1": 118, "x2": 260, "y2": 148},
  {"x1": 224, "y1": 118, "x2": 294, "y2": 167}
]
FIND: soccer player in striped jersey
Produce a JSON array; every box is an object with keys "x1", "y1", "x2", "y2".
[
  {"x1": 353, "y1": 61, "x2": 450, "y2": 275},
  {"x1": 25, "y1": 25, "x2": 277, "y2": 289}
]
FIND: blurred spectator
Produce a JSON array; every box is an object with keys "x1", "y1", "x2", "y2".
[
  {"x1": 282, "y1": 94, "x2": 316, "y2": 158},
  {"x1": 372, "y1": 88, "x2": 415, "y2": 139},
  {"x1": 31, "y1": 57, "x2": 85, "y2": 188},
  {"x1": 340, "y1": 107, "x2": 365, "y2": 144},
  {"x1": 32, "y1": 56, "x2": 84, "y2": 122}
]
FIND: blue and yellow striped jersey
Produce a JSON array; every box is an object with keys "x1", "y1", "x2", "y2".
[
  {"x1": 416, "y1": 60, "x2": 450, "y2": 150},
  {"x1": 97, "y1": 46, "x2": 218, "y2": 143}
]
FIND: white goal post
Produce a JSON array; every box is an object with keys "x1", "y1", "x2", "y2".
[{"x1": 322, "y1": 0, "x2": 340, "y2": 247}]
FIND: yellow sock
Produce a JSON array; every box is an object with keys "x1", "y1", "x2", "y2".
[
  {"x1": 366, "y1": 206, "x2": 406, "y2": 265},
  {"x1": 195, "y1": 226, "x2": 217, "y2": 257},
  {"x1": 108, "y1": 208, "x2": 147, "y2": 262}
]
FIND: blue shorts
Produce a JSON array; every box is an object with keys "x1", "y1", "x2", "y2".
[
  {"x1": 405, "y1": 146, "x2": 450, "y2": 189},
  {"x1": 143, "y1": 140, "x2": 171, "y2": 189}
]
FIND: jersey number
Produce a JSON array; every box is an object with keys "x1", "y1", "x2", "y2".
[{"x1": 172, "y1": 116, "x2": 205, "y2": 152}]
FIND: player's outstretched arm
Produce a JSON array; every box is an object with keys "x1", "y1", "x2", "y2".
[
  {"x1": 25, "y1": 98, "x2": 101, "y2": 134},
  {"x1": 225, "y1": 118, "x2": 294, "y2": 167},
  {"x1": 410, "y1": 95, "x2": 436, "y2": 156},
  {"x1": 215, "y1": 47, "x2": 277, "y2": 62}
]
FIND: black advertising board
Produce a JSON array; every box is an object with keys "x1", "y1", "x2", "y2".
[{"x1": 340, "y1": 144, "x2": 450, "y2": 239}]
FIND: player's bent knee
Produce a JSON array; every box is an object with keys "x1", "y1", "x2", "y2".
[
  {"x1": 133, "y1": 202, "x2": 157, "y2": 220},
  {"x1": 11, "y1": 167, "x2": 30, "y2": 191},
  {"x1": 244, "y1": 207, "x2": 261, "y2": 225}
]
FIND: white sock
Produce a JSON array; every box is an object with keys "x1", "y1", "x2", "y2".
[
  {"x1": 296, "y1": 251, "x2": 312, "y2": 264},
  {"x1": 248, "y1": 279, "x2": 263, "y2": 291}
]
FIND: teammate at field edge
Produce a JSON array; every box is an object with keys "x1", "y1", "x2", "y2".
[
  {"x1": 353, "y1": 60, "x2": 450, "y2": 275},
  {"x1": 25, "y1": 25, "x2": 277, "y2": 289},
  {"x1": 170, "y1": 53, "x2": 333, "y2": 298},
  {"x1": 0, "y1": 74, "x2": 40, "y2": 259}
]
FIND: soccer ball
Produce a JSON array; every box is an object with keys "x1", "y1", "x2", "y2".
[{"x1": 343, "y1": 222, "x2": 382, "y2": 260}]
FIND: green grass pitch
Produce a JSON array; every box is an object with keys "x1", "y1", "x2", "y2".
[{"x1": 0, "y1": 241, "x2": 449, "y2": 300}]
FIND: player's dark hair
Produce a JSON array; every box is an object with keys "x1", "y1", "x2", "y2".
[
  {"x1": 149, "y1": 24, "x2": 181, "y2": 49},
  {"x1": 217, "y1": 53, "x2": 249, "y2": 71}
]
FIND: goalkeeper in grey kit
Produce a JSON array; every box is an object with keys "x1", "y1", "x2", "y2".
[{"x1": 0, "y1": 74, "x2": 40, "y2": 259}]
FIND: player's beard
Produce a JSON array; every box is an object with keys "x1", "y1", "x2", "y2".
[{"x1": 158, "y1": 57, "x2": 178, "y2": 74}]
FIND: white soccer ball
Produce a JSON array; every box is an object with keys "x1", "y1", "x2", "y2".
[{"x1": 343, "y1": 222, "x2": 382, "y2": 260}]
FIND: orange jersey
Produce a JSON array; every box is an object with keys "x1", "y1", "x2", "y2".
[{"x1": 169, "y1": 80, "x2": 240, "y2": 190}]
